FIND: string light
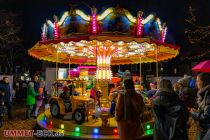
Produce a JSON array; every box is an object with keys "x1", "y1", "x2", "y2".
[
  {"x1": 142, "y1": 14, "x2": 154, "y2": 24},
  {"x1": 97, "y1": 8, "x2": 113, "y2": 21},
  {"x1": 124, "y1": 9, "x2": 137, "y2": 23},
  {"x1": 75, "y1": 9, "x2": 90, "y2": 21},
  {"x1": 184, "y1": 6, "x2": 210, "y2": 60},
  {"x1": 58, "y1": 11, "x2": 69, "y2": 26},
  {"x1": 46, "y1": 20, "x2": 54, "y2": 28}
]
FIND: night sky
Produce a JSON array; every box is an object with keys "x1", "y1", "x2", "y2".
[
  {"x1": 0, "y1": 0, "x2": 189, "y2": 46},
  {"x1": 0, "y1": 0, "x2": 210, "y2": 68}
]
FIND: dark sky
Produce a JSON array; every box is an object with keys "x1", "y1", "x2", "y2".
[{"x1": 0, "y1": 0, "x2": 209, "y2": 51}]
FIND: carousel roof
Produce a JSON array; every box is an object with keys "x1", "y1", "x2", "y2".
[{"x1": 28, "y1": 6, "x2": 180, "y2": 65}]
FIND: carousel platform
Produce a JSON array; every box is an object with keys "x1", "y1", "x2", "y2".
[{"x1": 37, "y1": 109, "x2": 154, "y2": 139}]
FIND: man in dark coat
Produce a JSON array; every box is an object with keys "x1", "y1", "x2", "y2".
[
  {"x1": 0, "y1": 77, "x2": 13, "y2": 120},
  {"x1": 152, "y1": 79, "x2": 189, "y2": 140}
]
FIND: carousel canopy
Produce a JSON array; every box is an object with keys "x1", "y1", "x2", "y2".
[{"x1": 28, "y1": 6, "x2": 180, "y2": 65}]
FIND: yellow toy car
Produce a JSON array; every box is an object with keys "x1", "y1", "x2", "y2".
[{"x1": 49, "y1": 79, "x2": 95, "y2": 123}]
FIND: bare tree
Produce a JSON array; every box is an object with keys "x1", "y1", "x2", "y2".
[{"x1": 0, "y1": 10, "x2": 23, "y2": 74}]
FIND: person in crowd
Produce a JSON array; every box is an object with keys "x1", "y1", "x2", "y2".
[
  {"x1": 178, "y1": 77, "x2": 197, "y2": 108},
  {"x1": 190, "y1": 73, "x2": 210, "y2": 140},
  {"x1": 108, "y1": 83, "x2": 118, "y2": 100},
  {"x1": 109, "y1": 92, "x2": 118, "y2": 117},
  {"x1": 147, "y1": 82, "x2": 157, "y2": 99},
  {"x1": 95, "y1": 89, "x2": 102, "y2": 107},
  {"x1": 0, "y1": 88, "x2": 6, "y2": 127},
  {"x1": 173, "y1": 82, "x2": 179, "y2": 95},
  {"x1": 31, "y1": 75, "x2": 40, "y2": 115},
  {"x1": 152, "y1": 79, "x2": 189, "y2": 140},
  {"x1": 0, "y1": 77, "x2": 13, "y2": 120},
  {"x1": 90, "y1": 85, "x2": 98, "y2": 100},
  {"x1": 35, "y1": 87, "x2": 44, "y2": 118},
  {"x1": 33, "y1": 75, "x2": 40, "y2": 92},
  {"x1": 60, "y1": 86, "x2": 70, "y2": 100},
  {"x1": 39, "y1": 77, "x2": 45, "y2": 89},
  {"x1": 86, "y1": 81, "x2": 93, "y2": 92},
  {"x1": 69, "y1": 85, "x2": 80, "y2": 96},
  {"x1": 115, "y1": 78, "x2": 145, "y2": 140},
  {"x1": 26, "y1": 82, "x2": 38, "y2": 119},
  {"x1": 135, "y1": 78, "x2": 140, "y2": 85},
  {"x1": 140, "y1": 77, "x2": 148, "y2": 92},
  {"x1": 108, "y1": 83, "x2": 115, "y2": 97}
]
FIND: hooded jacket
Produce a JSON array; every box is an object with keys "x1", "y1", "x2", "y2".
[{"x1": 152, "y1": 88, "x2": 189, "y2": 140}]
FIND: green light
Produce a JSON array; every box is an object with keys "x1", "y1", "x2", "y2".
[
  {"x1": 145, "y1": 129, "x2": 153, "y2": 135},
  {"x1": 71, "y1": 132, "x2": 81, "y2": 137},
  {"x1": 146, "y1": 124, "x2": 151, "y2": 130},
  {"x1": 75, "y1": 127, "x2": 80, "y2": 132}
]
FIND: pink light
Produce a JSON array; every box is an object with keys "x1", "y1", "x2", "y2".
[
  {"x1": 78, "y1": 66, "x2": 96, "y2": 69},
  {"x1": 137, "y1": 17, "x2": 142, "y2": 36}
]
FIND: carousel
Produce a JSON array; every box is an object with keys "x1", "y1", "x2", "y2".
[{"x1": 28, "y1": 6, "x2": 180, "y2": 139}]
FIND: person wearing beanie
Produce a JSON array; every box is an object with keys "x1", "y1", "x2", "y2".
[{"x1": 177, "y1": 77, "x2": 197, "y2": 108}]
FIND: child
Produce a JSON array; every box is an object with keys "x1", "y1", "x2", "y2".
[
  {"x1": 35, "y1": 87, "x2": 44, "y2": 118},
  {"x1": 26, "y1": 82, "x2": 38, "y2": 119}
]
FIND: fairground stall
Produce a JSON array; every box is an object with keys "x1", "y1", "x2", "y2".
[{"x1": 28, "y1": 6, "x2": 180, "y2": 139}]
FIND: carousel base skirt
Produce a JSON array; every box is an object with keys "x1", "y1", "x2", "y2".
[{"x1": 37, "y1": 109, "x2": 153, "y2": 139}]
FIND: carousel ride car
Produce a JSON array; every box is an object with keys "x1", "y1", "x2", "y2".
[{"x1": 49, "y1": 79, "x2": 95, "y2": 123}]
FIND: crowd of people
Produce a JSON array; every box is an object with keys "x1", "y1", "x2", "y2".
[
  {"x1": 103, "y1": 72, "x2": 210, "y2": 140},
  {"x1": 1, "y1": 70, "x2": 210, "y2": 140}
]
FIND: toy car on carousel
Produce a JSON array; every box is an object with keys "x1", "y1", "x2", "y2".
[{"x1": 49, "y1": 79, "x2": 95, "y2": 123}]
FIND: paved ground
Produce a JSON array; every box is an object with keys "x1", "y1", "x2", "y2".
[
  {"x1": 0, "y1": 99, "x2": 38, "y2": 140},
  {"x1": 0, "y1": 98, "x2": 197, "y2": 140}
]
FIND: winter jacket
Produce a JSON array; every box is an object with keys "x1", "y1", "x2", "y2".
[
  {"x1": 0, "y1": 81, "x2": 11, "y2": 102},
  {"x1": 179, "y1": 87, "x2": 197, "y2": 108},
  {"x1": 152, "y1": 89, "x2": 189, "y2": 140},
  {"x1": 26, "y1": 86, "x2": 38, "y2": 106},
  {"x1": 115, "y1": 89, "x2": 145, "y2": 140},
  {"x1": 191, "y1": 85, "x2": 210, "y2": 130}
]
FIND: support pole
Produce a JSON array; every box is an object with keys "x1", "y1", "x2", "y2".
[
  {"x1": 56, "y1": 51, "x2": 58, "y2": 80},
  {"x1": 68, "y1": 58, "x2": 70, "y2": 79},
  {"x1": 139, "y1": 57, "x2": 142, "y2": 85},
  {"x1": 156, "y1": 47, "x2": 159, "y2": 87},
  {"x1": 56, "y1": 50, "x2": 58, "y2": 96}
]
